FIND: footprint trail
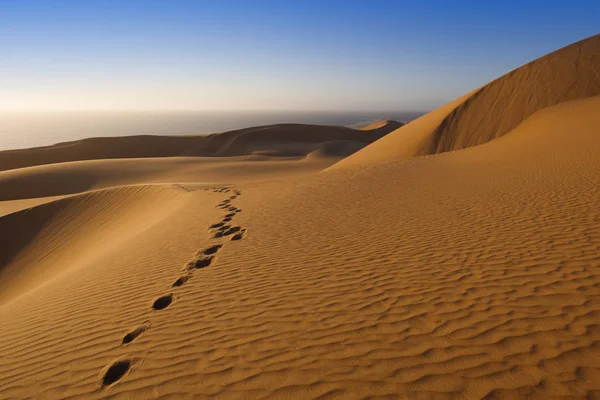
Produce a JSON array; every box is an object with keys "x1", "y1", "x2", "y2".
[{"x1": 99, "y1": 185, "x2": 247, "y2": 388}]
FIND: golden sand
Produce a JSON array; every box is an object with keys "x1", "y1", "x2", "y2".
[{"x1": 1, "y1": 35, "x2": 600, "y2": 399}]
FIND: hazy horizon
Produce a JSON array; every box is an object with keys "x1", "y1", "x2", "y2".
[
  {"x1": 2, "y1": 0, "x2": 599, "y2": 113},
  {"x1": 1, "y1": 1, "x2": 599, "y2": 150},
  {"x1": 0, "y1": 109, "x2": 424, "y2": 151}
]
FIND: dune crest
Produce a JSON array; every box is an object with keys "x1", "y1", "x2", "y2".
[
  {"x1": 0, "y1": 121, "x2": 402, "y2": 172},
  {"x1": 0, "y1": 185, "x2": 191, "y2": 305},
  {"x1": 333, "y1": 33, "x2": 600, "y2": 169}
]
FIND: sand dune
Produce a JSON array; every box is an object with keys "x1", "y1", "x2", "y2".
[
  {"x1": 0, "y1": 123, "x2": 399, "y2": 202},
  {"x1": 333, "y1": 33, "x2": 600, "y2": 169},
  {"x1": 357, "y1": 119, "x2": 396, "y2": 130},
  {"x1": 1, "y1": 35, "x2": 600, "y2": 399},
  {"x1": 0, "y1": 154, "x2": 341, "y2": 202},
  {"x1": 0, "y1": 195, "x2": 68, "y2": 218},
  {"x1": 0, "y1": 185, "x2": 193, "y2": 305},
  {"x1": 0, "y1": 121, "x2": 402, "y2": 172}
]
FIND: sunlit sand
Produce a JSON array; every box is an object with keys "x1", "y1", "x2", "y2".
[{"x1": 1, "y1": 34, "x2": 600, "y2": 399}]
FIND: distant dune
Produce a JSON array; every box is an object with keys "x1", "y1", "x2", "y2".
[
  {"x1": 2, "y1": 35, "x2": 600, "y2": 399},
  {"x1": 0, "y1": 120, "x2": 402, "y2": 172},
  {"x1": 0, "y1": 120, "x2": 402, "y2": 204}
]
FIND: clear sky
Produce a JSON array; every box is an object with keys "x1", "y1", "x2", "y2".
[{"x1": 1, "y1": 0, "x2": 598, "y2": 112}]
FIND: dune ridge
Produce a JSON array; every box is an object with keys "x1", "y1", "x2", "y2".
[
  {"x1": 432, "y1": 34, "x2": 600, "y2": 153},
  {"x1": 0, "y1": 185, "x2": 192, "y2": 305},
  {"x1": 0, "y1": 121, "x2": 402, "y2": 173},
  {"x1": 333, "y1": 33, "x2": 600, "y2": 169},
  {"x1": 0, "y1": 155, "x2": 338, "y2": 202}
]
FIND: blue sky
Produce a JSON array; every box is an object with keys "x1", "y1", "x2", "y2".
[{"x1": 1, "y1": 0, "x2": 598, "y2": 111}]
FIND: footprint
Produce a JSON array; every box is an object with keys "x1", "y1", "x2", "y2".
[
  {"x1": 152, "y1": 294, "x2": 173, "y2": 310},
  {"x1": 210, "y1": 222, "x2": 225, "y2": 229},
  {"x1": 224, "y1": 213, "x2": 235, "y2": 218},
  {"x1": 214, "y1": 231, "x2": 224, "y2": 238},
  {"x1": 231, "y1": 232, "x2": 244, "y2": 241},
  {"x1": 188, "y1": 257, "x2": 213, "y2": 270},
  {"x1": 202, "y1": 244, "x2": 222, "y2": 255},
  {"x1": 223, "y1": 226, "x2": 241, "y2": 236},
  {"x1": 102, "y1": 360, "x2": 132, "y2": 387},
  {"x1": 172, "y1": 275, "x2": 190, "y2": 287},
  {"x1": 222, "y1": 217, "x2": 232, "y2": 222},
  {"x1": 122, "y1": 322, "x2": 150, "y2": 345}
]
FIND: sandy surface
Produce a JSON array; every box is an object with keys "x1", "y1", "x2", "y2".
[{"x1": 1, "y1": 35, "x2": 600, "y2": 399}]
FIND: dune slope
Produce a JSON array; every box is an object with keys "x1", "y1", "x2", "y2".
[
  {"x1": 0, "y1": 185, "x2": 192, "y2": 305},
  {"x1": 333, "y1": 33, "x2": 600, "y2": 169},
  {"x1": 0, "y1": 155, "x2": 339, "y2": 202}
]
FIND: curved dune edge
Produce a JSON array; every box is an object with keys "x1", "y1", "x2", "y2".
[
  {"x1": 0, "y1": 195, "x2": 69, "y2": 218},
  {"x1": 329, "y1": 90, "x2": 476, "y2": 169},
  {"x1": 358, "y1": 120, "x2": 395, "y2": 130},
  {"x1": 331, "y1": 33, "x2": 600, "y2": 170},
  {"x1": 0, "y1": 185, "x2": 192, "y2": 306},
  {"x1": 0, "y1": 120, "x2": 402, "y2": 173},
  {"x1": 0, "y1": 153, "x2": 345, "y2": 202}
]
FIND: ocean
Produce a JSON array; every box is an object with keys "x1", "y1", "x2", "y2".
[{"x1": 0, "y1": 110, "x2": 424, "y2": 152}]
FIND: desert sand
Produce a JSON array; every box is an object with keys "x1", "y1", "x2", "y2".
[{"x1": 1, "y1": 34, "x2": 600, "y2": 399}]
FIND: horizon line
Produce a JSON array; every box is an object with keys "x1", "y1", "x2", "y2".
[{"x1": 0, "y1": 108, "x2": 430, "y2": 114}]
